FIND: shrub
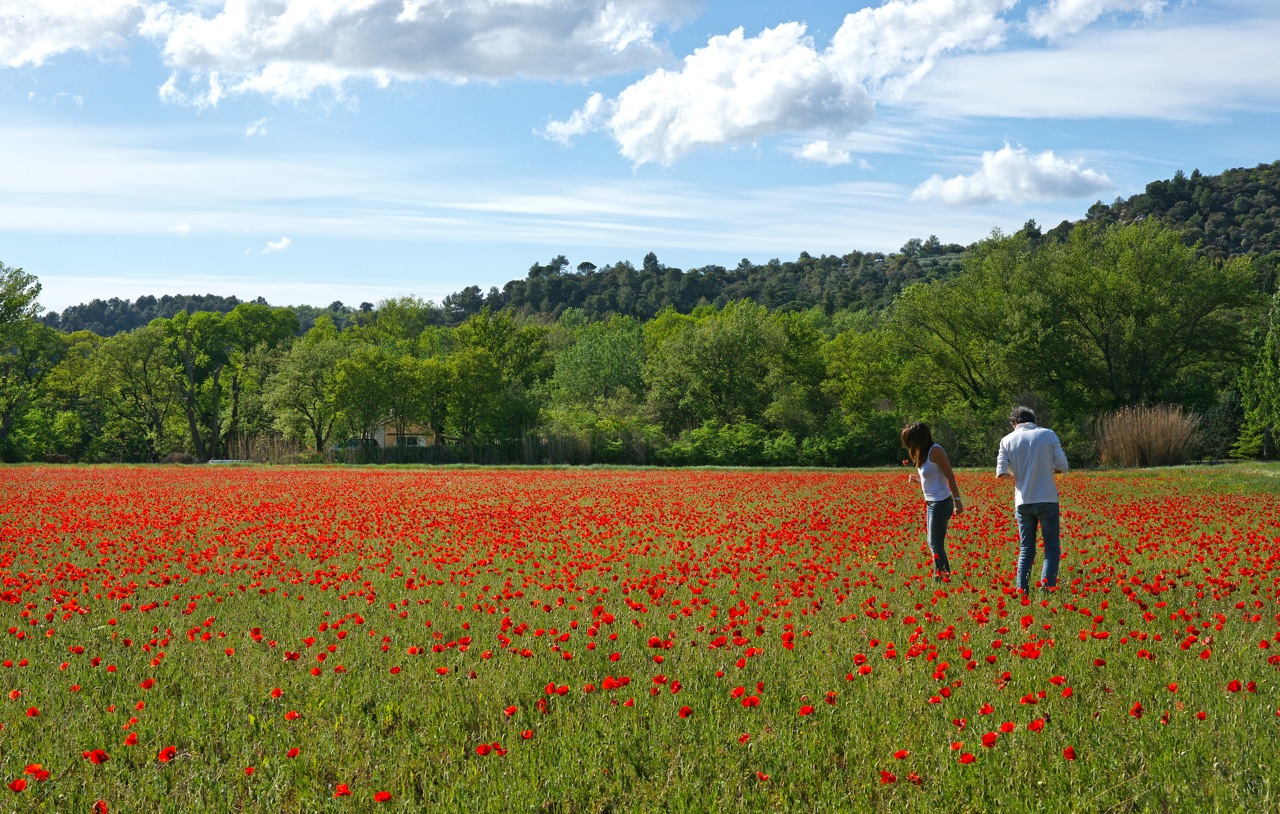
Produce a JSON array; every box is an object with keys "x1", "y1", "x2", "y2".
[
  {"x1": 1097, "y1": 405, "x2": 1200, "y2": 468},
  {"x1": 161, "y1": 452, "x2": 196, "y2": 465}
]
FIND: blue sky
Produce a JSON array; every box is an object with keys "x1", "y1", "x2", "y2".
[{"x1": 2, "y1": 0, "x2": 1278, "y2": 313}]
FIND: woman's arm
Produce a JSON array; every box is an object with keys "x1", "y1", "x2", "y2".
[{"x1": 930, "y1": 446, "x2": 964, "y2": 514}]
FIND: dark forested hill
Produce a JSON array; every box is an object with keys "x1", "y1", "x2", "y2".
[{"x1": 40, "y1": 161, "x2": 1279, "y2": 334}]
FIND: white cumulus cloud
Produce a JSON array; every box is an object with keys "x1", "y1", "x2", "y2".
[
  {"x1": 828, "y1": 0, "x2": 1015, "y2": 99},
  {"x1": 263, "y1": 236, "x2": 291, "y2": 253},
  {"x1": 1028, "y1": 0, "x2": 1166, "y2": 39},
  {"x1": 140, "y1": 0, "x2": 699, "y2": 104},
  {"x1": 796, "y1": 141, "x2": 853, "y2": 166},
  {"x1": 911, "y1": 144, "x2": 1113, "y2": 204},
  {"x1": 541, "y1": 92, "x2": 608, "y2": 144},
  {"x1": 552, "y1": 0, "x2": 1024, "y2": 166},
  {"x1": 0, "y1": 0, "x2": 152, "y2": 67},
  {"x1": 590, "y1": 22, "x2": 873, "y2": 166},
  {"x1": 246, "y1": 117, "x2": 270, "y2": 137},
  {"x1": 169, "y1": 222, "x2": 191, "y2": 237}
]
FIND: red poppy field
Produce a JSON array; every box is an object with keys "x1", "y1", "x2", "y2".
[{"x1": 2, "y1": 464, "x2": 1280, "y2": 813}]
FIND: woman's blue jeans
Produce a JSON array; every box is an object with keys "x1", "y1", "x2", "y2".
[
  {"x1": 925, "y1": 496, "x2": 954, "y2": 575},
  {"x1": 1015, "y1": 501, "x2": 1061, "y2": 591}
]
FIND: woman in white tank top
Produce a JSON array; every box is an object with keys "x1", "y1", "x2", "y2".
[{"x1": 901, "y1": 422, "x2": 964, "y2": 580}]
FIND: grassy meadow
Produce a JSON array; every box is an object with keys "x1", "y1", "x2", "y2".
[{"x1": 2, "y1": 463, "x2": 1279, "y2": 812}]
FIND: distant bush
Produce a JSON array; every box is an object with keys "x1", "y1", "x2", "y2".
[
  {"x1": 1097, "y1": 405, "x2": 1200, "y2": 468},
  {"x1": 42, "y1": 453, "x2": 71, "y2": 464},
  {"x1": 162, "y1": 452, "x2": 196, "y2": 465}
]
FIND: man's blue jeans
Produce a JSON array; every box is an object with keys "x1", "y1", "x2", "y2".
[{"x1": 1016, "y1": 502, "x2": 1060, "y2": 591}]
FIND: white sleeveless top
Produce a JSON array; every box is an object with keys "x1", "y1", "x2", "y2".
[{"x1": 918, "y1": 445, "x2": 952, "y2": 502}]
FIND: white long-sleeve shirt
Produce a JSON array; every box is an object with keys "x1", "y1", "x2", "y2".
[{"x1": 996, "y1": 423, "x2": 1068, "y2": 506}]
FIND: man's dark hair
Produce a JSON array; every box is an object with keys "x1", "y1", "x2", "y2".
[{"x1": 1011, "y1": 406, "x2": 1036, "y2": 425}]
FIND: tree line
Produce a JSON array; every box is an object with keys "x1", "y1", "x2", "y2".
[{"x1": 3, "y1": 218, "x2": 1277, "y2": 467}]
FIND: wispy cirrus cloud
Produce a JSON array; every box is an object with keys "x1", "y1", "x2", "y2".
[{"x1": 1027, "y1": 0, "x2": 1166, "y2": 39}]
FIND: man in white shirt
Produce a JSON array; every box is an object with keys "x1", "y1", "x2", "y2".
[{"x1": 996, "y1": 406, "x2": 1069, "y2": 591}]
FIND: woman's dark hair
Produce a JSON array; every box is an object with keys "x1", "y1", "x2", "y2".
[{"x1": 901, "y1": 422, "x2": 933, "y2": 467}]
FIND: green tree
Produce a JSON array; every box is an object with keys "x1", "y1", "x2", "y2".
[
  {"x1": 1235, "y1": 291, "x2": 1280, "y2": 457},
  {"x1": 550, "y1": 316, "x2": 644, "y2": 408},
  {"x1": 264, "y1": 336, "x2": 345, "y2": 452},
  {"x1": 88, "y1": 325, "x2": 182, "y2": 461},
  {"x1": 445, "y1": 346, "x2": 503, "y2": 442},
  {"x1": 0, "y1": 323, "x2": 64, "y2": 460},
  {"x1": 0, "y1": 262, "x2": 46, "y2": 457},
  {"x1": 156, "y1": 311, "x2": 228, "y2": 461},
  {"x1": 333, "y1": 344, "x2": 395, "y2": 442},
  {"x1": 221, "y1": 303, "x2": 299, "y2": 452},
  {"x1": 644, "y1": 300, "x2": 780, "y2": 432},
  {"x1": 1033, "y1": 219, "x2": 1260, "y2": 410},
  {"x1": 885, "y1": 232, "x2": 1032, "y2": 416}
]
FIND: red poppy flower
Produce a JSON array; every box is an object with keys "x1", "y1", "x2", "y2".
[
  {"x1": 738, "y1": 733, "x2": 750, "y2": 744},
  {"x1": 981, "y1": 732, "x2": 998, "y2": 748},
  {"x1": 93, "y1": 800, "x2": 108, "y2": 814},
  {"x1": 893, "y1": 749, "x2": 910, "y2": 759},
  {"x1": 678, "y1": 705, "x2": 692, "y2": 718},
  {"x1": 999, "y1": 722, "x2": 1016, "y2": 733},
  {"x1": 1027, "y1": 719, "x2": 1045, "y2": 733},
  {"x1": 958, "y1": 753, "x2": 975, "y2": 764},
  {"x1": 880, "y1": 770, "x2": 897, "y2": 784},
  {"x1": 374, "y1": 791, "x2": 392, "y2": 802},
  {"x1": 124, "y1": 732, "x2": 138, "y2": 746},
  {"x1": 271, "y1": 687, "x2": 283, "y2": 698},
  {"x1": 1129, "y1": 702, "x2": 1143, "y2": 719},
  {"x1": 756, "y1": 771, "x2": 769, "y2": 782},
  {"x1": 334, "y1": 784, "x2": 352, "y2": 797},
  {"x1": 1063, "y1": 746, "x2": 1077, "y2": 760},
  {"x1": 85, "y1": 749, "x2": 110, "y2": 764},
  {"x1": 245, "y1": 767, "x2": 255, "y2": 775},
  {"x1": 1227, "y1": 680, "x2": 1242, "y2": 692},
  {"x1": 287, "y1": 748, "x2": 300, "y2": 758},
  {"x1": 797, "y1": 705, "x2": 814, "y2": 716},
  {"x1": 476, "y1": 743, "x2": 491, "y2": 756},
  {"x1": 285, "y1": 710, "x2": 300, "y2": 721},
  {"x1": 7, "y1": 779, "x2": 26, "y2": 793},
  {"x1": 158, "y1": 745, "x2": 178, "y2": 763},
  {"x1": 520, "y1": 729, "x2": 534, "y2": 740}
]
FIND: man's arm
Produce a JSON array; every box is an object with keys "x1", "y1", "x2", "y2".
[
  {"x1": 995, "y1": 442, "x2": 1013, "y2": 481},
  {"x1": 1051, "y1": 433, "x2": 1068, "y2": 475}
]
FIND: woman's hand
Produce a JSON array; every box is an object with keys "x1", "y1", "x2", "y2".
[{"x1": 953, "y1": 496, "x2": 964, "y2": 515}]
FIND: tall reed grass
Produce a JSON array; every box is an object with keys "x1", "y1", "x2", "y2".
[{"x1": 1097, "y1": 404, "x2": 1200, "y2": 467}]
